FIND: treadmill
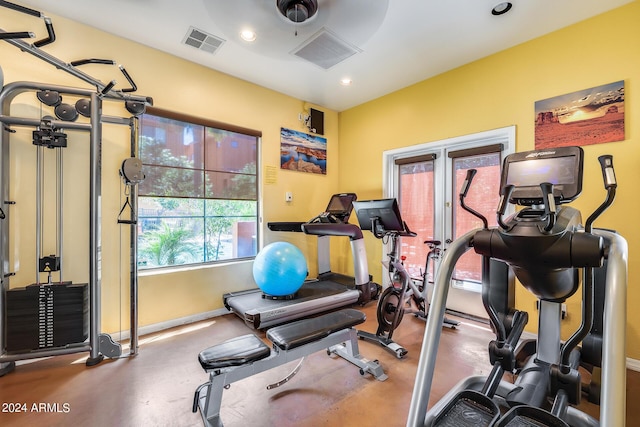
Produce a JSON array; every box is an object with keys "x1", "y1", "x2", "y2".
[{"x1": 223, "y1": 193, "x2": 380, "y2": 329}]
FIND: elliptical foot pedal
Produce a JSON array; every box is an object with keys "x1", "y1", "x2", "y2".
[
  {"x1": 433, "y1": 390, "x2": 500, "y2": 427},
  {"x1": 493, "y1": 405, "x2": 569, "y2": 427}
]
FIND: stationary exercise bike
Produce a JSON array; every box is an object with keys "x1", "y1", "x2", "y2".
[{"x1": 352, "y1": 199, "x2": 458, "y2": 359}]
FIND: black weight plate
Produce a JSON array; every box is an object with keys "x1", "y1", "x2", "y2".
[
  {"x1": 36, "y1": 90, "x2": 62, "y2": 106},
  {"x1": 54, "y1": 103, "x2": 79, "y2": 122},
  {"x1": 75, "y1": 98, "x2": 91, "y2": 117}
]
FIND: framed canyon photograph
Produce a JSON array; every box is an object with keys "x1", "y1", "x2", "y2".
[
  {"x1": 280, "y1": 127, "x2": 327, "y2": 174},
  {"x1": 535, "y1": 81, "x2": 624, "y2": 149}
]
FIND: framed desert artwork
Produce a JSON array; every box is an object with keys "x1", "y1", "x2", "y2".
[
  {"x1": 280, "y1": 127, "x2": 327, "y2": 174},
  {"x1": 534, "y1": 81, "x2": 624, "y2": 149}
]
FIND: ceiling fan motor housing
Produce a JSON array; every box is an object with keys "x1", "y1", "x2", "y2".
[{"x1": 277, "y1": 0, "x2": 318, "y2": 23}]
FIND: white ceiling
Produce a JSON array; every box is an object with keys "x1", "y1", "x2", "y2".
[{"x1": 9, "y1": 0, "x2": 635, "y2": 111}]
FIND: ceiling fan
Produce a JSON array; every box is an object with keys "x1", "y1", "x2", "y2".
[
  {"x1": 203, "y1": 0, "x2": 389, "y2": 67},
  {"x1": 277, "y1": 0, "x2": 318, "y2": 23}
]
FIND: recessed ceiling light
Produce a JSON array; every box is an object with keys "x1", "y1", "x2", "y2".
[
  {"x1": 340, "y1": 78, "x2": 352, "y2": 86},
  {"x1": 240, "y1": 29, "x2": 256, "y2": 42},
  {"x1": 491, "y1": 2, "x2": 512, "y2": 15}
]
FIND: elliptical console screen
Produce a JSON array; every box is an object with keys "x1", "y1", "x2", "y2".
[{"x1": 502, "y1": 146, "x2": 583, "y2": 205}]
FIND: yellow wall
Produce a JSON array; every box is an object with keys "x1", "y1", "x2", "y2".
[
  {"x1": 3, "y1": 3, "x2": 639, "y2": 361},
  {"x1": 1, "y1": 11, "x2": 340, "y2": 333},
  {"x1": 339, "y1": 2, "x2": 640, "y2": 359}
]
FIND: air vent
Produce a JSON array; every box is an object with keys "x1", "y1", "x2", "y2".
[
  {"x1": 183, "y1": 26, "x2": 225, "y2": 54},
  {"x1": 292, "y1": 28, "x2": 362, "y2": 69}
]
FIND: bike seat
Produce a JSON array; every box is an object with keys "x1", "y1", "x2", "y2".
[{"x1": 424, "y1": 239, "x2": 441, "y2": 247}]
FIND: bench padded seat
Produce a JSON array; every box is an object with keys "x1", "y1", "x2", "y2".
[
  {"x1": 267, "y1": 308, "x2": 366, "y2": 351},
  {"x1": 199, "y1": 334, "x2": 270, "y2": 370}
]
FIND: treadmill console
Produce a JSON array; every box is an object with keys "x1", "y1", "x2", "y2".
[
  {"x1": 267, "y1": 193, "x2": 357, "y2": 231},
  {"x1": 309, "y1": 193, "x2": 357, "y2": 224},
  {"x1": 501, "y1": 146, "x2": 583, "y2": 206}
]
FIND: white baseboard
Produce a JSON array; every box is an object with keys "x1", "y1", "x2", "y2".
[
  {"x1": 627, "y1": 357, "x2": 640, "y2": 372},
  {"x1": 109, "y1": 307, "x2": 231, "y2": 341}
]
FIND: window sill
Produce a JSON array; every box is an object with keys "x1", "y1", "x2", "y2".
[{"x1": 138, "y1": 258, "x2": 254, "y2": 277}]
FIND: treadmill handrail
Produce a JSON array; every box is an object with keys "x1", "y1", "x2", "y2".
[{"x1": 302, "y1": 223, "x2": 363, "y2": 240}]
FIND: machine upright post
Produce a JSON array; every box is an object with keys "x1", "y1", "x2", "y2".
[
  {"x1": 87, "y1": 91, "x2": 102, "y2": 364},
  {"x1": 597, "y1": 230, "x2": 627, "y2": 426},
  {"x1": 129, "y1": 118, "x2": 139, "y2": 356},
  {"x1": 0, "y1": 84, "x2": 9, "y2": 374}
]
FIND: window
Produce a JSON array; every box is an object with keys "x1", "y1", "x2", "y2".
[
  {"x1": 396, "y1": 156, "x2": 435, "y2": 280},
  {"x1": 449, "y1": 150, "x2": 502, "y2": 288},
  {"x1": 137, "y1": 107, "x2": 260, "y2": 269}
]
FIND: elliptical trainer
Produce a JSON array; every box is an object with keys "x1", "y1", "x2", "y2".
[{"x1": 406, "y1": 146, "x2": 627, "y2": 426}]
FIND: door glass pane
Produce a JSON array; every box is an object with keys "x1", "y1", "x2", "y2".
[
  {"x1": 398, "y1": 160, "x2": 435, "y2": 279},
  {"x1": 451, "y1": 153, "x2": 501, "y2": 289}
]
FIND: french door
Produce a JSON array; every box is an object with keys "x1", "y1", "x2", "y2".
[{"x1": 384, "y1": 127, "x2": 515, "y2": 319}]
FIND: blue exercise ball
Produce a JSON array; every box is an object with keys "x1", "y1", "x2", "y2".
[{"x1": 253, "y1": 242, "x2": 308, "y2": 297}]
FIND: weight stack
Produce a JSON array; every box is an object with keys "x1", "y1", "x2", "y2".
[{"x1": 5, "y1": 283, "x2": 89, "y2": 353}]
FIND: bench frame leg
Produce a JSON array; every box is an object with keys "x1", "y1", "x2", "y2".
[
  {"x1": 329, "y1": 328, "x2": 388, "y2": 381},
  {"x1": 195, "y1": 327, "x2": 386, "y2": 427}
]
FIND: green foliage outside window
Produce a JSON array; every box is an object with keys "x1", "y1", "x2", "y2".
[{"x1": 137, "y1": 113, "x2": 259, "y2": 269}]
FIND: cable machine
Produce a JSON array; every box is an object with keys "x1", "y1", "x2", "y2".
[{"x1": 0, "y1": 1, "x2": 151, "y2": 375}]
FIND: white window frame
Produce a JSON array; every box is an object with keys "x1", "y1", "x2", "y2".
[{"x1": 381, "y1": 126, "x2": 516, "y2": 286}]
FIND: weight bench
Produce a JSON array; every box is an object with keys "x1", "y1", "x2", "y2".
[{"x1": 192, "y1": 308, "x2": 387, "y2": 427}]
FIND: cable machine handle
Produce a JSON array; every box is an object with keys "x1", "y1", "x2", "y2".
[
  {"x1": 0, "y1": 31, "x2": 34, "y2": 40},
  {"x1": 0, "y1": 0, "x2": 42, "y2": 17},
  {"x1": 0, "y1": 1, "x2": 53, "y2": 45},
  {"x1": 118, "y1": 65, "x2": 138, "y2": 93},
  {"x1": 69, "y1": 59, "x2": 139, "y2": 93},
  {"x1": 33, "y1": 17, "x2": 55, "y2": 47},
  {"x1": 70, "y1": 58, "x2": 116, "y2": 66}
]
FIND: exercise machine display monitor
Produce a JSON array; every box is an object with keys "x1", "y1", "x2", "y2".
[
  {"x1": 352, "y1": 198, "x2": 407, "y2": 237},
  {"x1": 502, "y1": 146, "x2": 583, "y2": 205}
]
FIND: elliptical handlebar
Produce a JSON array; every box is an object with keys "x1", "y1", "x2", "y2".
[
  {"x1": 460, "y1": 169, "x2": 488, "y2": 229},
  {"x1": 585, "y1": 155, "x2": 617, "y2": 233},
  {"x1": 497, "y1": 184, "x2": 514, "y2": 230},
  {"x1": 459, "y1": 168, "x2": 505, "y2": 343},
  {"x1": 560, "y1": 154, "x2": 618, "y2": 368},
  {"x1": 540, "y1": 182, "x2": 557, "y2": 232}
]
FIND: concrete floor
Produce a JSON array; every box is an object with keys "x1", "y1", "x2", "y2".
[{"x1": 0, "y1": 303, "x2": 638, "y2": 426}]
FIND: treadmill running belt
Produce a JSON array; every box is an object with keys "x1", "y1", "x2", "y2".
[{"x1": 224, "y1": 280, "x2": 360, "y2": 329}]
